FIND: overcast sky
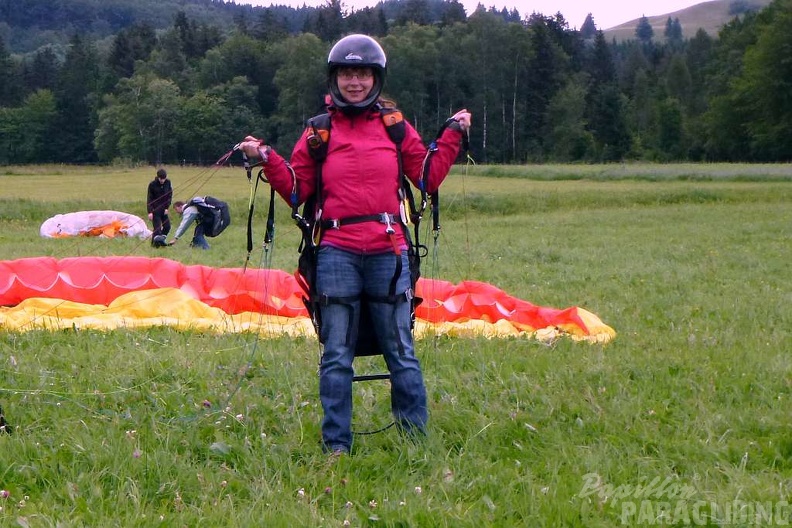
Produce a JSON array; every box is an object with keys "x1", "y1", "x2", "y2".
[{"x1": 240, "y1": 0, "x2": 706, "y2": 30}]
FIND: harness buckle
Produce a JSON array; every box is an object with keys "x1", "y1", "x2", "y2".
[
  {"x1": 380, "y1": 212, "x2": 396, "y2": 234},
  {"x1": 327, "y1": 219, "x2": 340, "y2": 229}
]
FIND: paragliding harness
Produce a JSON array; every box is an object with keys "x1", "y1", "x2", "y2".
[
  {"x1": 188, "y1": 196, "x2": 231, "y2": 238},
  {"x1": 293, "y1": 105, "x2": 442, "y2": 383}
]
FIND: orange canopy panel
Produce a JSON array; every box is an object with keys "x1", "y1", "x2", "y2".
[{"x1": 0, "y1": 257, "x2": 615, "y2": 343}]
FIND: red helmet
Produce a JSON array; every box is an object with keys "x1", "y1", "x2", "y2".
[{"x1": 327, "y1": 34, "x2": 386, "y2": 113}]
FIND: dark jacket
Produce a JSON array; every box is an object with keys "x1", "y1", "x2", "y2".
[{"x1": 147, "y1": 178, "x2": 173, "y2": 214}]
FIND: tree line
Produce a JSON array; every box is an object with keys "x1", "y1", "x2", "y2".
[{"x1": 1, "y1": 0, "x2": 790, "y2": 165}]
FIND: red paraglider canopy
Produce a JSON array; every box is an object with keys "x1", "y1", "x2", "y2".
[{"x1": 0, "y1": 257, "x2": 615, "y2": 343}]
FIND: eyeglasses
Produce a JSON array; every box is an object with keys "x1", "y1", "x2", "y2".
[{"x1": 337, "y1": 68, "x2": 373, "y2": 81}]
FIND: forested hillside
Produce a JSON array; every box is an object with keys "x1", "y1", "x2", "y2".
[
  {"x1": 1, "y1": 0, "x2": 791, "y2": 165},
  {"x1": 0, "y1": 0, "x2": 468, "y2": 54}
]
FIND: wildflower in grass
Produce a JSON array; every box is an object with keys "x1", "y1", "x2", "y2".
[
  {"x1": 414, "y1": 486, "x2": 422, "y2": 494},
  {"x1": 343, "y1": 521, "x2": 351, "y2": 526},
  {"x1": 369, "y1": 500, "x2": 377, "y2": 508},
  {"x1": 202, "y1": 400, "x2": 211, "y2": 408},
  {"x1": 133, "y1": 449, "x2": 142, "y2": 458},
  {"x1": 345, "y1": 501, "x2": 353, "y2": 509},
  {"x1": 324, "y1": 487, "x2": 332, "y2": 494},
  {"x1": 297, "y1": 488, "x2": 306, "y2": 498},
  {"x1": 125, "y1": 430, "x2": 136, "y2": 439},
  {"x1": 0, "y1": 490, "x2": 9, "y2": 499}
]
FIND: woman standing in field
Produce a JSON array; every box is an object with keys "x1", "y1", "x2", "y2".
[{"x1": 240, "y1": 34, "x2": 470, "y2": 455}]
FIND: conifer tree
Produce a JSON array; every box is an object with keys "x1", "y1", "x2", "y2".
[
  {"x1": 0, "y1": 36, "x2": 22, "y2": 107},
  {"x1": 52, "y1": 33, "x2": 100, "y2": 163},
  {"x1": 635, "y1": 16, "x2": 654, "y2": 43},
  {"x1": 580, "y1": 13, "x2": 597, "y2": 40},
  {"x1": 664, "y1": 17, "x2": 683, "y2": 43}
]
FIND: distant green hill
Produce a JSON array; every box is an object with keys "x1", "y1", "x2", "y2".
[
  {"x1": 0, "y1": 0, "x2": 257, "y2": 54},
  {"x1": 603, "y1": 0, "x2": 772, "y2": 40}
]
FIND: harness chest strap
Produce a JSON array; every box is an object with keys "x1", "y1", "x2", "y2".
[
  {"x1": 320, "y1": 212, "x2": 397, "y2": 230},
  {"x1": 320, "y1": 212, "x2": 402, "y2": 254}
]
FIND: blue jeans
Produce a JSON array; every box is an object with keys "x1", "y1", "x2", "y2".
[
  {"x1": 190, "y1": 222, "x2": 210, "y2": 249},
  {"x1": 316, "y1": 246, "x2": 428, "y2": 452}
]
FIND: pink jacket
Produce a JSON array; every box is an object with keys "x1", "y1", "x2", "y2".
[{"x1": 262, "y1": 105, "x2": 463, "y2": 254}]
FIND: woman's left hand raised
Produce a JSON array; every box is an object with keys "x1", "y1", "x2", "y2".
[{"x1": 451, "y1": 109, "x2": 471, "y2": 131}]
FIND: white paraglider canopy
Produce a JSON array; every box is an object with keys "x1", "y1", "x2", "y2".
[{"x1": 40, "y1": 211, "x2": 152, "y2": 239}]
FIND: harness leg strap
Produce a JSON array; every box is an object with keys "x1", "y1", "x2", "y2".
[
  {"x1": 318, "y1": 293, "x2": 360, "y2": 348},
  {"x1": 364, "y1": 289, "x2": 412, "y2": 357}
]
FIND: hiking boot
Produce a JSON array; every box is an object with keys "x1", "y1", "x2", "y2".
[{"x1": 323, "y1": 443, "x2": 349, "y2": 458}]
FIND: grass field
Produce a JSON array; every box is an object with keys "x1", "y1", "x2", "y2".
[{"x1": 1, "y1": 163, "x2": 791, "y2": 526}]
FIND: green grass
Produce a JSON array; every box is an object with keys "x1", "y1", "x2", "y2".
[{"x1": 1, "y1": 163, "x2": 792, "y2": 526}]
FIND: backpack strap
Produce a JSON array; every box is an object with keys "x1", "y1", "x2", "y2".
[
  {"x1": 305, "y1": 112, "x2": 331, "y2": 208},
  {"x1": 380, "y1": 107, "x2": 406, "y2": 188},
  {"x1": 300, "y1": 112, "x2": 331, "y2": 247}
]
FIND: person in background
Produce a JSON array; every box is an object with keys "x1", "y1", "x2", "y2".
[
  {"x1": 147, "y1": 168, "x2": 172, "y2": 247},
  {"x1": 240, "y1": 34, "x2": 471, "y2": 456},
  {"x1": 167, "y1": 196, "x2": 231, "y2": 250}
]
